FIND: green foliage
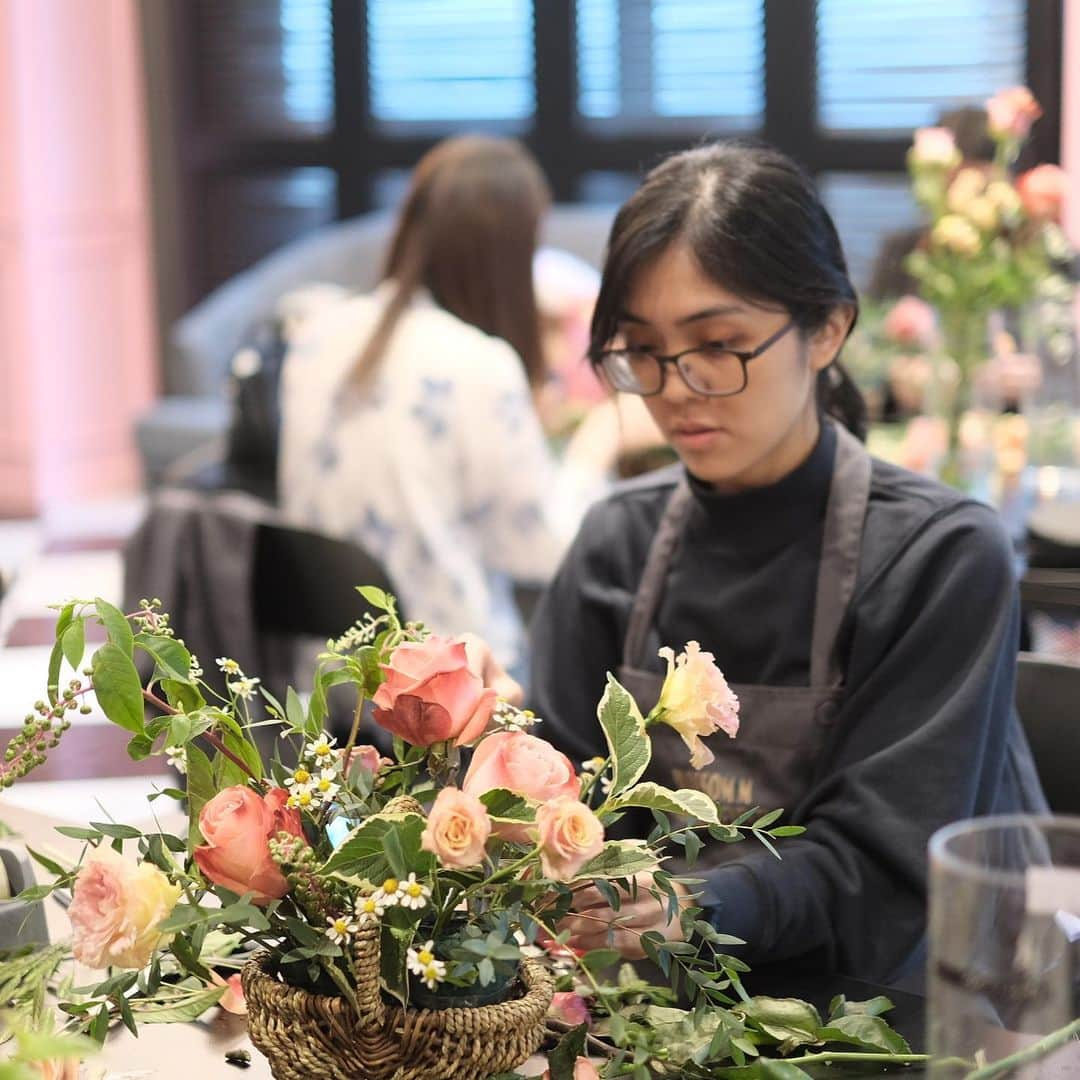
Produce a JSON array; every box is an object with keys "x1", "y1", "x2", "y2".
[
  {"x1": 90, "y1": 643, "x2": 145, "y2": 734},
  {"x1": 596, "y1": 673, "x2": 650, "y2": 798}
]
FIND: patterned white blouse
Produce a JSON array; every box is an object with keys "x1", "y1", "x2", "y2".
[{"x1": 278, "y1": 284, "x2": 602, "y2": 675}]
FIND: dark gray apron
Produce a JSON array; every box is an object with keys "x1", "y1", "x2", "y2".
[{"x1": 617, "y1": 423, "x2": 871, "y2": 866}]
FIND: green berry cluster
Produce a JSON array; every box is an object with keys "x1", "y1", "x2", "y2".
[{"x1": 0, "y1": 677, "x2": 89, "y2": 786}]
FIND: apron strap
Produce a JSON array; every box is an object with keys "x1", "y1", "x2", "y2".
[
  {"x1": 621, "y1": 477, "x2": 694, "y2": 671},
  {"x1": 809, "y1": 423, "x2": 872, "y2": 688}
]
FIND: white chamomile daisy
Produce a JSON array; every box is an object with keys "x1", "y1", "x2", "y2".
[
  {"x1": 407, "y1": 940, "x2": 438, "y2": 977},
  {"x1": 216, "y1": 657, "x2": 242, "y2": 675},
  {"x1": 287, "y1": 785, "x2": 314, "y2": 810},
  {"x1": 285, "y1": 766, "x2": 312, "y2": 789},
  {"x1": 420, "y1": 960, "x2": 447, "y2": 990},
  {"x1": 355, "y1": 894, "x2": 385, "y2": 925},
  {"x1": 326, "y1": 914, "x2": 358, "y2": 944},
  {"x1": 398, "y1": 872, "x2": 431, "y2": 911},
  {"x1": 306, "y1": 734, "x2": 337, "y2": 763},
  {"x1": 165, "y1": 745, "x2": 188, "y2": 774},
  {"x1": 314, "y1": 768, "x2": 340, "y2": 800},
  {"x1": 372, "y1": 877, "x2": 404, "y2": 907},
  {"x1": 227, "y1": 676, "x2": 260, "y2": 701},
  {"x1": 581, "y1": 757, "x2": 606, "y2": 773}
]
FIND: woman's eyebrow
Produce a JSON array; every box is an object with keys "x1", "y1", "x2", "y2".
[{"x1": 616, "y1": 304, "x2": 747, "y2": 326}]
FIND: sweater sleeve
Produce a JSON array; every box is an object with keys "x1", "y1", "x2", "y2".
[{"x1": 700, "y1": 501, "x2": 1023, "y2": 981}]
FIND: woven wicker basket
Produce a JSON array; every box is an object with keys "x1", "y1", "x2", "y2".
[{"x1": 243, "y1": 922, "x2": 555, "y2": 1080}]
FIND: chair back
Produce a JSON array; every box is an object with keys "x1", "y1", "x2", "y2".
[
  {"x1": 253, "y1": 521, "x2": 402, "y2": 640},
  {"x1": 1015, "y1": 652, "x2": 1080, "y2": 815}
]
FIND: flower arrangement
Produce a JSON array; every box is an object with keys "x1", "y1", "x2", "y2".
[
  {"x1": 0, "y1": 589, "x2": 925, "y2": 1078},
  {"x1": 904, "y1": 85, "x2": 1075, "y2": 487}
]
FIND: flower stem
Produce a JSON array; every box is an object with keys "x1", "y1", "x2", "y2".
[
  {"x1": 780, "y1": 1051, "x2": 930, "y2": 1067},
  {"x1": 341, "y1": 692, "x2": 365, "y2": 778},
  {"x1": 961, "y1": 1018, "x2": 1080, "y2": 1079}
]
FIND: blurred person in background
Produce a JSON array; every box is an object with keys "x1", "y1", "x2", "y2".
[{"x1": 278, "y1": 135, "x2": 624, "y2": 682}]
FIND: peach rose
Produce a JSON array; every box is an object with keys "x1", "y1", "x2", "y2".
[
  {"x1": 372, "y1": 636, "x2": 497, "y2": 748},
  {"x1": 654, "y1": 641, "x2": 739, "y2": 769},
  {"x1": 931, "y1": 214, "x2": 982, "y2": 257},
  {"x1": 462, "y1": 731, "x2": 580, "y2": 840},
  {"x1": 33, "y1": 1061, "x2": 80, "y2": 1080},
  {"x1": 1017, "y1": 165, "x2": 1066, "y2": 223},
  {"x1": 909, "y1": 127, "x2": 960, "y2": 168},
  {"x1": 536, "y1": 797, "x2": 605, "y2": 881},
  {"x1": 342, "y1": 744, "x2": 389, "y2": 780},
  {"x1": 542, "y1": 1058, "x2": 600, "y2": 1080},
  {"x1": 883, "y1": 296, "x2": 936, "y2": 348},
  {"x1": 548, "y1": 990, "x2": 591, "y2": 1027},
  {"x1": 421, "y1": 786, "x2": 492, "y2": 868},
  {"x1": 193, "y1": 785, "x2": 303, "y2": 905},
  {"x1": 900, "y1": 415, "x2": 948, "y2": 474},
  {"x1": 986, "y1": 86, "x2": 1042, "y2": 140},
  {"x1": 69, "y1": 847, "x2": 181, "y2": 970}
]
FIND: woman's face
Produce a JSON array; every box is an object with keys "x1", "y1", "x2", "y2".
[{"x1": 617, "y1": 242, "x2": 850, "y2": 490}]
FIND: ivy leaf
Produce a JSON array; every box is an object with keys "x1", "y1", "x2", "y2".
[
  {"x1": 604, "y1": 782, "x2": 719, "y2": 826},
  {"x1": 572, "y1": 840, "x2": 659, "y2": 881},
  {"x1": 597, "y1": 673, "x2": 650, "y2": 798},
  {"x1": 737, "y1": 997, "x2": 822, "y2": 1054},
  {"x1": 131, "y1": 986, "x2": 224, "y2": 1024},
  {"x1": 94, "y1": 597, "x2": 134, "y2": 655},
  {"x1": 90, "y1": 643, "x2": 145, "y2": 733},
  {"x1": 479, "y1": 789, "x2": 536, "y2": 826},
  {"x1": 322, "y1": 813, "x2": 432, "y2": 882}
]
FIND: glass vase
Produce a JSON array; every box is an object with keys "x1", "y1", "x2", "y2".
[{"x1": 928, "y1": 815, "x2": 1080, "y2": 1078}]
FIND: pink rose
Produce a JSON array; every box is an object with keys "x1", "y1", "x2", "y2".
[
  {"x1": 548, "y1": 991, "x2": 591, "y2": 1027},
  {"x1": 462, "y1": 731, "x2": 580, "y2": 840},
  {"x1": 536, "y1": 797, "x2": 605, "y2": 881},
  {"x1": 193, "y1": 785, "x2": 303, "y2": 905},
  {"x1": 909, "y1": 127, "x2": 960, "y2": 168},
  {"x1": 1017, "y1": 165, "x2": 1066, "y2": 222},
  {"x1": 900, "y1": 415, "x2": 948, "y2": 474},
  {"x1": 372, "y1": 636, "x2": 497, "y2": 748},
  {"x1": 420, "y1": 786, "x2": 492, "y2": 869},
  {"x1": 342, "y1": 744, "x2": 389, "y2": 780},
  {"x1": 542, "y1": 1059, "x2": 600, "y2": 1080},
  {"x1": 883, "y1": 296, "x2": 936, "y2": 348},
  {"x1": 654, "y1": 642, "x2": 739, "y2": 769},
  {"x1": 69, "y1": 848, "x2": 181, "y2": 970},
  {"x1": 211, "y1": 970, "x2": 247, "y2": 1015},
  {"x1": 986, "y1": 86, "x2": 1042, "y2": 140}
]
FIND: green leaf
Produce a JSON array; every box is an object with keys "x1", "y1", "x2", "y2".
[
  {"x1": 135, "y1": 633, "x2": 192, "y2": 683},
  {"x1": 126, "y1": 733, "x2": 154, "y2": 760},
  {"x1": 604, "y1": 782, "x2": 719, "y2": 826},
  {"x1": 817, "y1": 1015, "x2": 910, "y2": 1055},
  {"x1": 597, "y1": 672, "x2": 650, "y2": 798},
  {"x1": 768, "y1": 826, "x2": 805, "y2": 838},
  {"x1": 579, "y1": 947, "x2": 621, "y2": 973},
  {"x1": 827, "y1": 994, "x2": 893, "y2": 1022},
  {"x1": 94, "y1": 597, "x2": 133, "y2": 655},
  {"x1": 154, "y1": 905, "x2": 210, "y2": 933},
  {"x1": 357, "y1": 585, "x2": 394, "y2": 613},
  {"x1": 737, "y1": 998, "x2": 822, "y2": 1053},
  {"x1": 573, "y1": 840, "x2": 659, "y2": 881},
  {"x1": 285, "y1": 687, "x2": 306, "y2": 734},
  {"x1": 758, "y1": 1062, "x2": 814, "y2": 1079},
  {"x1": 61, "y1": 619, "x2": 86, "y2": 673},
  {"x1": 479, "y1": 788, "x2": 536, "y2": 825},
  {"x1": 162, "y1": 678, "x2": 204, "y2": 713},
  {"x1": 186, "y1": 744, "x2": 215, "y2": 847},
  {"x1": 89, "y1": 821, "x2": 142, "y2": 840},
  {"x1": 90, "y1": 643, "x2": 145, "y2": 733},
  {"x1": 24, "y1": 846, "x2": 67, "y2": 877},
  {"x1": 547, "y1": 1023, "x2": 588, "y2": 1080},
  {"x1": 54, "y1": 826, "x2": 100, "y2": 840},
  {"x1": 131, "y1": 986, "x2": 224, "y2": 1024},
  {"x1": 752, "y1": 809, "x2": 784, "y2": 830},
  {"x1": 322, "y1": 813, "x2": 432, "y2": 882},
  {"x1": 11, "y1": 1029, "x2": 98, "y2": 1064}
]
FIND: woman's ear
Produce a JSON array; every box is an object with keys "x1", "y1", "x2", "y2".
[{"x1": 807, "y1": 305, "x2": 856, "y2": 375}]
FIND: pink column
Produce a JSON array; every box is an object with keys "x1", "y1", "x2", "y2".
[
  {"x1": 1065, "y1": 0, "x2": 1080, "y2": 247},
  {"x1": 0, "y1": 0, "x2": 157, "y2": 517}
]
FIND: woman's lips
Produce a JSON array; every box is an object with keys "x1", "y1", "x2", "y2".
[{"x1": 670, "y1": 424, "x2": 725, "y2": 450}]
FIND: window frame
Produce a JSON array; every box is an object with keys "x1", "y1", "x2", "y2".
[{"x1": 169, "y1": 0, "x2": 1063, "y2": 303}]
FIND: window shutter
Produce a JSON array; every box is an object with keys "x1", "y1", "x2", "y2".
[
  {"x1": 817, "y1": 0, "x2": 1027, "y2": 134},
  {"x1": 576, "y1": 0, "x2": 764, "y2": 133},
  {"x1": 367, "y1": 0, "x2": 535, "y2": 131}
]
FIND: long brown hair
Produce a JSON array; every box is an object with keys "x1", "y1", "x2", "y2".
[{"x1": 351, "y1": 135, "x2": 551, "y2": 388}]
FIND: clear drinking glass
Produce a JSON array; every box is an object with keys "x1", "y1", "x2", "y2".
[{"x1": 928, "y1": 815, "x2": 1080, "y2": 1078}]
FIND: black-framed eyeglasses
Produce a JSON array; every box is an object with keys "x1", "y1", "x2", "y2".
[{"x1": 597, "y1": 320, "x2": 798, "y2": 398}]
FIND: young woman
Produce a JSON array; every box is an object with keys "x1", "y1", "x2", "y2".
[
  {"x1": 279, "y1": 136, "x2": 612, "y2": 678},
  {"x1": 528, "y1": 142, "x2": 1046, "y2": 986}
]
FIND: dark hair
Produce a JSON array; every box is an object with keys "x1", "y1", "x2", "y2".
[
  {"x1": 589, "y1": 141, "x2": 867, "y2": 439},
  {"x1": 937, "y1": 105, "x2": 995, "y2": 164},
  {"x1": 351, "y1": 135, "x2": 551, "y2": 387}
]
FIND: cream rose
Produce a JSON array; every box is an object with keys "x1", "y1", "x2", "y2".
[
  {"x1": 420, "y1": 786, "x2": 492, "y2": 869},
  {"x1": 535, "y1": 797, "x2": 605, "y2": 882},
  {"x1": 931, "y1": 214, "x2": 982, "y2": 257},
  {"x1": 69, "y1": 848, "x2": 181, "y2": 970},
  {"x1": 909, "y1": 126, "x2": 960, "y2": 168},
  {"x1": 653, "y1": 641, "x2": 739, "y2": 769}
]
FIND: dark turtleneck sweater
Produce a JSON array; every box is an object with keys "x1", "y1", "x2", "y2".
[{"x1": 529, "y1": 420, "x2": 1045, "y2": 986}]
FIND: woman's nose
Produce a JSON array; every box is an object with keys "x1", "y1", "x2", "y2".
[{"x1": 658, "y1": 361, "x2": 702, "y2": 405}]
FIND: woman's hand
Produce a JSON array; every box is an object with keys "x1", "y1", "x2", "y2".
[
  {"x1": 559, "y1": 872, "x2": 689, "y2": 960},
  {"x1": 457, "y1": 633, "x2": 524, "y2": 706}
]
